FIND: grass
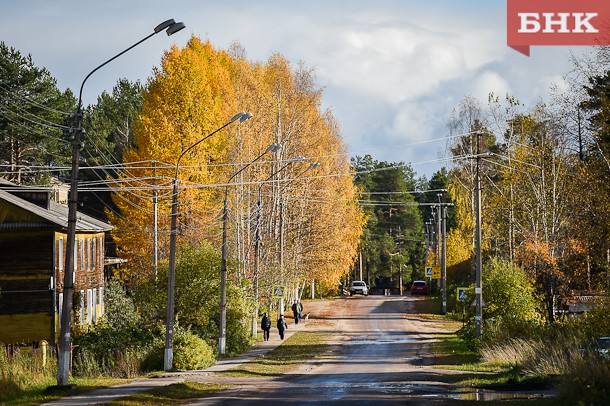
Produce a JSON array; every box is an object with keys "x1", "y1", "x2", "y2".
[
  {"x1": 98, "y1": 381, "x2": 231, "y2": 405},
  {"x1": 430, "y1": 329, "x2": 560, "y2": 392},
  {"x1": 220, "y1": 331, "x2": 330, "y2": 377},
  {"x1": 0, "y1": 377, "x2": 129, "y2": 406}
]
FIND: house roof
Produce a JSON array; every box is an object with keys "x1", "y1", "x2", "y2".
[{"x1": 0, "y1": 187, "x2": 112, "y2": 232}]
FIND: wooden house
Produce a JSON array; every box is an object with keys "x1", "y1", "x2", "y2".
[{"x1": 0, "y1": 182, "x2": 112, "y2": 345}]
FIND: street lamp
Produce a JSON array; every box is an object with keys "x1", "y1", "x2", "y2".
[
  {"x1": 58, "y1": 19, "x2": 185, "y2": 387},
  {"x1": 219, "y1": 143, "x2": 282, "y2": 355},
  {"x1": 251, "y1": 156, "x2": 306, "y2": 337},
  {"x1": 164, "y1": 112, "x2": 252, "y2": 371}
]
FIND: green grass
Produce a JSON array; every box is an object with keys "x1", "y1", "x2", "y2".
[
  {"x1": 98, "y1": 381, "x2": 230, "y2": 405},
  {"x1": 220, "y1": 331, "x2": 330, "y2": 377},
  {"x1": 0, "y1": 377, "x2": 129, "y2": 406}
]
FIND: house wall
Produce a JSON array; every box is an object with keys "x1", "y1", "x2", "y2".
[
  {"x1": 54, "y1": 232, "x2": 106, "y2": 330},
  {"x1": 0, "y1": 230, "x2": 54, "y2": 344}
]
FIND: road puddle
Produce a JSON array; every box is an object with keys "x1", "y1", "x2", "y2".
[{"x1": 424, "y1": 388, "x2": 556, "y2": 401}]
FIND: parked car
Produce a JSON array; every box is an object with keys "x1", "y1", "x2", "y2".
[
  {"x1": 350, "y1": 281, "x2": 369, "y2": 296},
  {"x1": 411, "y1": 280, "x2": 429, "y2": 295}
]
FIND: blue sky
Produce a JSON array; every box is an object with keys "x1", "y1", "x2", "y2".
[{"x1": 0, "y1": 0, "x2": 591, "y2": 178}]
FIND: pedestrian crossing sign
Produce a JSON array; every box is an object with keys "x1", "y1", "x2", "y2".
[
  {"x1": 457, "y1": 287, "x2": 469, "y2": 302},
  {"x1": 272, "y1": 285, "x2": 286, "y2": 299},
  {"x1": 425, "y1": 266, "x2": 433, "y2": 277}
]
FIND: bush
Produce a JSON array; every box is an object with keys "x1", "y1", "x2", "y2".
[
  {"x1": 173, "y1": 329, "x2": 215, "y2": 370},
  {"x1": 72, "y1": 280, "x2": 159, "y2": 378},
  {"x1": 142, "y1": 327, "x2": 215, "y2": 371}
]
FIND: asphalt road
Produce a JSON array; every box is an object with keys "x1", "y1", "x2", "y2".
[{"x1": 191, "y1": 295, "x2": 464, "y2": 405}]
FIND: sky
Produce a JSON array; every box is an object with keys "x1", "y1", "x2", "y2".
[{"x1": 0, "y1": 0, "x2": 593, "y2": 178}]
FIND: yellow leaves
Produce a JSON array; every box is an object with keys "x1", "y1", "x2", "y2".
[{"x1": 109, "y1": 36, "x2": 364, "y2": 293}]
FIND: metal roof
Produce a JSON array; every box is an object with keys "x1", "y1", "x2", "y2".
[{"x1": 0, "y1": 188, "x2": 112, "y2": 232}]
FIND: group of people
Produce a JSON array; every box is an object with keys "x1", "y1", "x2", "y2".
[{"x1": 260, "y1": 300, "x2": 304, "y2": 341}]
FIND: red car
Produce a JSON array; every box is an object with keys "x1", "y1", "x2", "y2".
[{"x1": 411, "y1": 280, "x2": 430, "y2": 295}]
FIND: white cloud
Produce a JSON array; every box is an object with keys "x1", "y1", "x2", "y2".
[
  {"x1": 470, "y1": 71, "x2": 512, "y2": 103},
  {"x1": 0, "y1": 0, "x2": 588, "y2": 177}
]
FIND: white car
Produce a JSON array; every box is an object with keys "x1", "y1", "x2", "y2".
[{"x1": 350, "y1": 281, "x2": 369, "y2": 296}]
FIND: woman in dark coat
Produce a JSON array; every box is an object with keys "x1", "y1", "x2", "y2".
[
  {"x1": 277, "y1": 315, "x2": 288, "y2": 340},
  {"x1": 261, "y1": 312, "x2": 272, "y2": 341}
]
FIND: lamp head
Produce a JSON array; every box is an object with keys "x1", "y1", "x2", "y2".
[
  {"x1": 166, "y1": 22, "x2": 186, "y2": 36},
  {"x1": 266, "y1": 143, "x2": 282, "y2": 153},
  {"x1": 154, "y1": 19, "x2": 176, "y2": 33},
  {"x1": 239, "y1": 112, "x2": 253, "y2": 123},
  {"x1": 292, "y1": 156, "x2": 306, "y2": 163},
  {"x1": 154, "y1": 19, "x2": 186, "y2": 36}
]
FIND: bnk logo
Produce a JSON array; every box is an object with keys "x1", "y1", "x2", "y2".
[{"x1": 507, "y1": 0, "x2": 610, "y2": 56}]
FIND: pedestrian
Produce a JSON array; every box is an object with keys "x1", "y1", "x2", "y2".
[
  {"x1": 277, "y1": 315, "x2": 288, "y2": 340},
  {"x1": 291, "y1": 301, "x2": 300, "y2": 324},
  {"x1": 261, "y1": 312, "x2": 272, "y2": 341},
  {"x1": 298, "y1": 301, "x2": 304, "y2": 320}
]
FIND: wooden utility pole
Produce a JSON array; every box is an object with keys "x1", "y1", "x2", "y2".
[{"x1": 475, "y1": 131, "x2": 483, "y2": 339}]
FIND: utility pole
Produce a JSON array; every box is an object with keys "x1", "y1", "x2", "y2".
[
  {"x1": 153, "y1": 161, "x2": 158, "y2": 280},
  {"x1": 441, "y1": 205, "x2": 447, "y2": 314},
  {"x1": 475, "y1": 131, "x2": 483, "y2": 339}
]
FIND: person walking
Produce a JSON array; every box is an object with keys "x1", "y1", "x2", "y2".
[
  {"x1": 277, "y1": 315, "x2": 288, "y2": 340},
  {"x1": 261, "y1": 312, "x2": 272, "y2": 341},
  {"x1": 291, "y1": 301, "x2": 300, "y2": 324}
]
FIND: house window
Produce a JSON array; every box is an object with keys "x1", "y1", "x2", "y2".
[
  {"x1": 92, "y1": 288, "x2": 97, "y2": 323},
  {"x1": 92, "y1": 238, "x2": 97, "y2": 269},
  {"x1": 88, "y1": 238, "x2": 92, "y2": 270},
  {"x1": 86, "y1": 289, "x2": 93, "y2": 324},
  {"x1": 99, "y1": 287, "x2": 104, "y2": 318},
  {"x1": 80, "y1": 238, "x2": 85, "y2": 271},
  {"x1": 80, "y1": 290, "x2": 85, "y2": 326},
  {"x1": 99, "y1": 237, "x2": 104, "y2": 267},
  {"x1": 74, "y1": 238, "x2": 78, "y2": 271},
  {"x1": 58, "y1": 237, "x2": 64, "y2": 271},
  {"x1": 58, "y1": 293, "x2": 63, "y2": 329}
]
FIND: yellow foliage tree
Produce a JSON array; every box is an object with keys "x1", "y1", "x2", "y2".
[{"x1": 109, "y1": 36, "x2": 364, "y2": 299}]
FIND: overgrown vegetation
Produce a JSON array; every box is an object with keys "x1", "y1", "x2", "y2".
[{"x1": 445, "y1": 258, "x2": 610, "y2": 404}]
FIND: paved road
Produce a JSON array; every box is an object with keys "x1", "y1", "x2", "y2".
[{"x1": 191, "y1": 295, "x2": 463, "y2": 405}]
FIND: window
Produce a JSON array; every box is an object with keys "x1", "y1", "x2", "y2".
[
  {"x1": 99, "y1": 237, "x2": 104, "y2": 267},
  {"x1": 92, "y1": 238, "x2": 97, "y2": 269},
  {"x1": 58, "y1": 293, "x2": 63, "y2": 329},
  {"x1": 87, "y1": 289, "x2": 93, "y2": 324},
  {"x1": 92, "y1": 288, "x2": 97, "y2": 323},
  {"x1": 80, "y1": 238, "x2": 85, "y2": 271},
  {"x1": 99, "y1": 287, "x2": 104, "y2": 318},
  {"x1": 58, "y1": 237, "x2": 64, "y2": 271},
  {"x1": 73, "y1": 238, "x2": 78, "y2": 271},
  {"x1": 80, "y1": 290, "x2": 85, "y2": 326},
  {"x1": 87, "y1": 238, "x2": 92, "y2": 270}
]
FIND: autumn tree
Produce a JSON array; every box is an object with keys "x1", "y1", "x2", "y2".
[{"x1": 109, "y1": 36, "x2": 364, "y2": 310}]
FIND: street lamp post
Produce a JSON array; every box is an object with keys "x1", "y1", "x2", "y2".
[
  {"x1": 57, "y1": 19, "x2": 185, "y2": 387},
  {"x1": 164, "y1": 112, "x2": 252, "y2": 371},
  {"x1": 219, "y1": 143, "x2": 282, "y2": 355}
]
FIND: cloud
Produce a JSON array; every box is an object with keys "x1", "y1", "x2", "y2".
[{"x1": 470, "y1": 70, "x2": 512, "y2": 103}]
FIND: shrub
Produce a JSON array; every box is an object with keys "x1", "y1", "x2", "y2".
[
  {"x1": 72, "y1": 279, "x2": 159, "y2": 378},
  {"x1": 173, "y1": 329, "x2": 215, "y2": 370},
  {"x1": 142, "y1": 327, "x2": 215, "y2": 371}
]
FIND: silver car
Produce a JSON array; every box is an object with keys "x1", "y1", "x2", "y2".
[{"x1": 350, "y1": 281, "x2": 368, "y2": 296}]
